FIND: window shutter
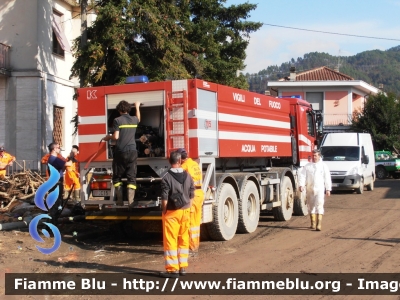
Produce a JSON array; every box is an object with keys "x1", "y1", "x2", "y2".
[{"x1": 53, "y1": 106, "x2": 64, "y2": 147}]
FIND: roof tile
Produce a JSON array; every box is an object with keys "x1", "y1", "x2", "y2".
[{"x1": 283, "y1": 66, "x2": 354, "y2": 81}]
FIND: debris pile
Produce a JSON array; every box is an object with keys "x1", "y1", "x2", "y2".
[
  {"x1": 0, "y1": 170, "x2": 45, "y2": 225},
  {"x1": 0, "y1": 165, "x2": 83, "y2": 228},
  {"x1": 0, "y1": 170, "x2": 45, "y2": 203}
]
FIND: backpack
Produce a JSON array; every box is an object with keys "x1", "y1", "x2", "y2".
[{"x1": 168, "y1": 171, "x2": 188, "y2": 209}]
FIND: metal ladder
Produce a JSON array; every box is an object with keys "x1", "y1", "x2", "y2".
[{"x1": 166, "y1": 90, "x2": 189, "y2": 154}]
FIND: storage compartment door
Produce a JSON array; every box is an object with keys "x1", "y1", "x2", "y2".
[{"x1": 196, "y1": 89, "x2": 218, "y2": 156}]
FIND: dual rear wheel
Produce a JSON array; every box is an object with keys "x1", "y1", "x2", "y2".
[
  {"x1": 207, "y1": 181, "x2": 261, "y2": 241},
  {"x1": 207, "y1": 176, "x2": 296, "y2": 241}
]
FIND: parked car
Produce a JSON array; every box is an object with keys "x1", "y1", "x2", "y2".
[{"x1": 374, "y1": 150, "x2": 400, "y2": 179}]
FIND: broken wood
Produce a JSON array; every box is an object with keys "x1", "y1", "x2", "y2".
[
  {"x1": 0, "y1": 196, "x2": 17, "y2": 213},
  {"x1": 0, "y1": 169, "x2": 47, "y2": 203}
]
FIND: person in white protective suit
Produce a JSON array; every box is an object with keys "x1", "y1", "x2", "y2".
[{"x1": 299, "y1": 149, "x2": 332, "y2": 231}]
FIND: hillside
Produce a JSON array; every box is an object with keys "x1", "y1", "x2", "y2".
[{"x1": 247, "y1": 46, "x2": 400, "y2": 95}]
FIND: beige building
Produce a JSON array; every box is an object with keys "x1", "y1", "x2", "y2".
[
  {"x1": 0, "y1": 0, "x2": 94, "y2": 167},
  {"x1": 268, "y1": 67, "x2": 380, "y2": 132}
]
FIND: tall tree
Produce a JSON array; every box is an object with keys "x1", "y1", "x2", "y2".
[
  {"x1": 79, "y1": 0, "x2": 88, "y2": 88},
  {"x1": 70, "y1": 0, "x2": 262, "y2": 88},
  {"x1": 351, "y1": 93, "x2": 400, "y2": 153}
]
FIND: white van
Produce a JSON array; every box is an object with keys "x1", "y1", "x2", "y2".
[{"x1": 320, "y1": 133, "x2": 375, "y2": 194}]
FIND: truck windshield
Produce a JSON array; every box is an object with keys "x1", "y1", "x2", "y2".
[{"x1": 320, "y1": 146, "x2": 360, "y2": 161}]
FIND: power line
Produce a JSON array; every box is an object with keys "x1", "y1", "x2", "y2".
[
  {"x1": 263, "y1": 23, "x2": 400, "y2": 42},
  {"x1": 62, "y1": 12, "x2": 97, "y2": 24}
]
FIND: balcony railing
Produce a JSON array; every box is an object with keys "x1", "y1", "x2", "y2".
[
  {"x1": 3, "y1": 160, "x2": 43, "y2": 176},
  {"x1": 0, "y1": 43, "x2": 11, "y2": 76},
  {"x1": 323, "y1": 114, "x2": 353, "y2": 126}
]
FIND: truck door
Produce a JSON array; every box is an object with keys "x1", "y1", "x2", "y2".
[{"x1": 297, "y1": 106, "x2": 316, "y2": 165}]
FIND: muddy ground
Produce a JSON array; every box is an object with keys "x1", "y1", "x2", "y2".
[{"x1": 1, "y1": 179, "x2": 400, "y2": 300}]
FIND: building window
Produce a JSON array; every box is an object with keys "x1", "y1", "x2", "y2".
[
  {"x1": 52, "y1": 10, "x2": 71, "y2": 57},
  {"x1": 53, "y1": 31, "x2": 64, "y2": 57},
  {"x1": 305, "y1": 92, "x2": 323, "y2": 112},
  {"x1": 53, "y1": 106, "x2": 64, "y2": 148}
]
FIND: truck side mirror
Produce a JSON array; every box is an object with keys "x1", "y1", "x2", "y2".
[{"x1": 363, "y1": 155, "x2": 369, "y2": 164}]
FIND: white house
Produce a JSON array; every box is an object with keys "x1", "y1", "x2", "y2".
[{"x1": 0, "y1": 0, "x2": 95, "y2": 168}]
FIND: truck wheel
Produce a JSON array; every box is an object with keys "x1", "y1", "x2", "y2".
[
  {"x1": 393, "y1": 174, "x2": 400, "y2": 179},
  {"x1": 376, "y1": 166, "x2": 387, "y2": 179},
  {"x1": 206, "y1": 183, "x2": 238, "y2": 241},
  {"x1": 237, "y1": 181, "x2": 260, "y2": 233},
  {"x1": 294, "y1": 190, "x2": 308, "y2": 216},
  {"x1": 273, "y1": 176, "x2": 294, "y2": 221},
  {"x1": 356, "y1": 178, "x2": 364, "y2": 194},
  {"x1": 366, "y1": 176, "x2": 374, "y2": 191}
]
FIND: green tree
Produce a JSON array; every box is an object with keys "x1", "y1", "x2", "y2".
[
  {"x1": 70, "y1": 0, "x2": 262, "y2": 89},
  {"x1": 351, "y1": 93, "x2": 400, "y2": 153}
]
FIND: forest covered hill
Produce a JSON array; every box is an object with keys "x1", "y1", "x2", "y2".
[{"x1": 247, "y1": 45, "x2": 400, "y2": 95}]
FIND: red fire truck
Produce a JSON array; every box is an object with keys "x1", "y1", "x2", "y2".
[{"x1": 77, "y1": 78, "x2": 320, "y2": 241}]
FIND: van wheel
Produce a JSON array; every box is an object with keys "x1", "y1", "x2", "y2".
[
  {"x1": 376, "y1": 166, "x2": 387, "y2": 179},
  {"x1": 207, "y1": 183, "x2": 238, "y2": 241},
  {"x1": 366, "y1": 177, "x2": 374, "y2": 191},
  {"x1": 237, "y1": 181, "x2": 260, "y2": 233},
  {"x1": 273, "y1": 176, "x2": 294, "y2": 221},
  {"x1": 356, "y1": 178, "x2": 364, "y2": 194},
  {"x1": 294, "y1": 190, "x2": 308, "y2": 216}
]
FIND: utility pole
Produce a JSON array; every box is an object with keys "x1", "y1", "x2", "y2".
[{"x1": 80, "y1": 0, "x2": 88, "y2": 88}]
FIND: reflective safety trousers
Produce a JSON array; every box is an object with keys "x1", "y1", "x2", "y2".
[
  {"x1": 190, "y1": 189, "x2": 204, "y2": 252},
  {"x1": 162, "y1": 208, "x2": 190, "y2": 272}
]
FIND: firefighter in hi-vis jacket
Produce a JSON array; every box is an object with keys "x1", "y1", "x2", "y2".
[
  {"x1": 160, "y1": 151, "x2": 194, "y2": 278},
  {"x1": 176, "y1": 148, "x2": 204, "y2": 255},
  {"x1": 0, "y1": 146, "x2": 15, "y2": 179}
]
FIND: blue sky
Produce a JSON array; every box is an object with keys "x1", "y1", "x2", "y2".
[{"x1": 224, "y1": 0, "x2": 400, "y2": 73}]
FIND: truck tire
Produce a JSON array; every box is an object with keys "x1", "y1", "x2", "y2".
[
  {"x1": 237, "y1": 181, "x2": 260, "y2": 233},
  {"x1": 376, "y1": 166, "x2": 387, "y2": 179},
  {"x1": 356, "y1": 178, "x2": 364, "y2": 194},
  {"x1": 206, "y1": 183, "x2": 238, "y2": 241},
  {"x1": 273, "y1": 176, "x2": 294, "y2": 221},
  {"x1": 294, "y1": 191, "x2": 308, "y2": 216}
]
